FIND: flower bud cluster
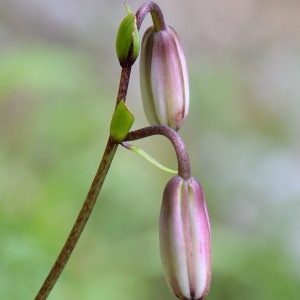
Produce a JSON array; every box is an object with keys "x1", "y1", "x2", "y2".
[{"x1": 115, "y1": 3, "x2": 211, "y2": 299}]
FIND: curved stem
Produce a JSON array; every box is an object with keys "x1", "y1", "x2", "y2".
[
  {"x1": 125, "y1": 125, "x2": 191, "y2": 179},
  {"x1": 136, "y1": 1, "x2": 167, "y2": 31},
  {"x1": 35, "y1": 65, "x2": 132, "y2": 299},
  {"x1": 35, "y1": 138, "x2": 117, "y2": 299}
]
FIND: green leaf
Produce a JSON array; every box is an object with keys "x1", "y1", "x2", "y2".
[
  {"x1": 122, "y1": 142, "x2": 177, "y2": 174},
  {"x1": 110, "y1": 100, "x2": 134, "y2": 142}
]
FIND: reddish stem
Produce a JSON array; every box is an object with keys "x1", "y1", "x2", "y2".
[
  {"x1": 125, "y1": 125, "x2": 191, "y2": 180},
  {"x1": 135, "y1": 1, "x2": 167, "y2": 31}
]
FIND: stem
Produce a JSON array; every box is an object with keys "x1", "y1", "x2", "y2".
[
  {"x1": 135, "y1": 1, "x2": 167, "y2": 31},
  {"x1": 116, "y1": 67, "x2": 131, "y2": 106},
  {"x1": 35, "y1": 138, "x2": 117, "y2": 299},
  {"x1": 35, "y1": 64, "x2": 132, "y2": 299},
  {"x1": 125, "y1": 125, "x2": 191, "y2": 179}
]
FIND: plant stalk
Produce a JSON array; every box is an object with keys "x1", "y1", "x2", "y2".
[
  {"x1": 35, "y1": 138, "x2": 117, "y2": 300},
  {"x1": 135, "y1": 1, "x2": 167, "y2": 31},
  {"x1": 125, "y1": 125, "x2": 191, "y2": 179},
  {"x1": 35, "y1": 66, "x2": 132, "y2": 300}
]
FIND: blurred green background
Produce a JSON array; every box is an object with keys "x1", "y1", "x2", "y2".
[{"x1": 1, "y1": 0, "x2": 300, "y2": 299}]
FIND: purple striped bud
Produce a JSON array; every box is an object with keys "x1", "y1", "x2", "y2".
[
  {"x1": 139, "y1": 26, "x2": 189, "y2": 131},
  {"x1": 159, "y1": 176, "x2": 211, "y2": 300}
]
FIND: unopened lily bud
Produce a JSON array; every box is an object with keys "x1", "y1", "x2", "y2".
[
  {"x1": 139, "y1": 26, "x2": 189, "y2": 130},
  {"x1": 159, "y1": 176, "x2": 211, "y2": 300}
]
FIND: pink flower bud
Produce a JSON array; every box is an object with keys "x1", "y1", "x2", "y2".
[
  {"x1": 139, "y1": 26, "x2": 189, "y2": 131},
  {"x1": 159, "y1": 176, "x2": 211, "y2": 300}
]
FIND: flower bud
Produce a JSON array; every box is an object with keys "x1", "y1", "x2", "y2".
[
  {"x1": 139, "y1": 26, "x2": 189, "y2": 131},
  {"x1": 159, "y1": 176, "x2": 211, "y2": 300},
  {"x1": 116, "y1": 8, "x2": 140, "y2": 67}
]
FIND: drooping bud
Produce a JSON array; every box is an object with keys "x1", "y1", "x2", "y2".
[
  {"x1": 116, "y1": 4, "x2": 140, "y2": 67},
  {"x1": 139, "y1": 26, "x2": 189, "y2": 131},
  {"x1": 159, "y1": 176, "x2": 211, "y2": 300}
]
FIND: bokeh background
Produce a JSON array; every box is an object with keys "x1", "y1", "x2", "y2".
[{"x1": 1, "y1": 0, "x2": 300, "y2": 299}]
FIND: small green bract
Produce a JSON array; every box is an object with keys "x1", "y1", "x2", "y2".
[{"x1": 110, "y1": 100, "x2": 134, "y2": 142}]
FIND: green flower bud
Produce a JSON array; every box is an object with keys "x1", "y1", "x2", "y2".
[
  {"x1": 160, "y1": 176, "x2": 211, "y2": 300},
  {"x1": 140, "y1": 26, "x2": 189, "y2": 130},
  {"x1": 116, "y1": 7, "x2": 140, "y2": 67}
]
